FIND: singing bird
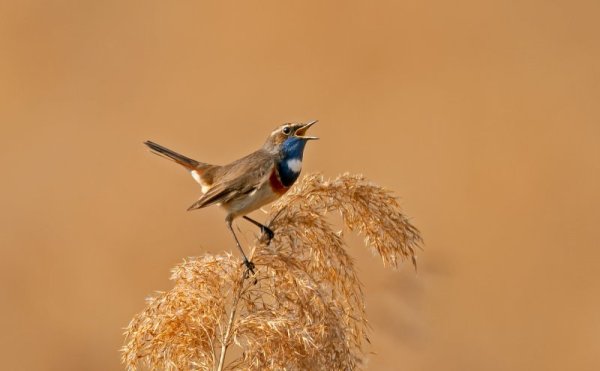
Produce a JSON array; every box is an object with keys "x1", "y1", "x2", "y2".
[{"x1": 144, "y1": 120, "x2": 318, "y2": 273}]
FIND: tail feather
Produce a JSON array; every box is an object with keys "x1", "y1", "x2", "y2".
[{"x1": 144, "y1": 140, "x2": 206, "y2": 170}]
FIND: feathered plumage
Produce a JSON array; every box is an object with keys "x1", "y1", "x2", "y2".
[{"x1": 144, "y1": 120, "x2": 318, "y2": 273}]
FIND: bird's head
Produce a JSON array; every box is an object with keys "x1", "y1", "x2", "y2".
[{"x1": 263, "y1": 120, "x2": 318, "y2": 153}]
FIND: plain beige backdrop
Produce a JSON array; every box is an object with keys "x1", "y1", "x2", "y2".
[{"x1": 1, "y1": 1, "x2": 599, "y2": 370}]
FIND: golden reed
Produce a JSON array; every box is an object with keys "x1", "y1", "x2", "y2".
[{"x1": 122, "y1": 173, "x2": 422, "y2": 370}]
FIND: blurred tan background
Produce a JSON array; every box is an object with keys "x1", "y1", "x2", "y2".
[{"x1": 1, "y1": 0, "x2": 599, "y2": 370}]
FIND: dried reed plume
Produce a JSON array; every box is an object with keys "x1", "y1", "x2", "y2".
[{"x1": 122, "y1": 173, "x2": 422, "y2": 370}]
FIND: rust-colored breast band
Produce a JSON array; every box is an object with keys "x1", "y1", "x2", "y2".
[{"x1": 269, "y1": 169, "x2": 289, "y2": 195}]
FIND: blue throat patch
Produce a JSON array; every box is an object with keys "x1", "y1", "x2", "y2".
[{"x1": 277, "y1": 137, "x2": 307, "y2": 187}]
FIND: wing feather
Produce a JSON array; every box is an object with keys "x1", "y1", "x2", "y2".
[{"x1": 187, "y1": 149, "x2": 274, "y2": 211}]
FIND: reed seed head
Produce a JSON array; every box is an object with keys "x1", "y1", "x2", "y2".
[{"x1": 122, "y1": 173, "x2": 422, "y2": 370}]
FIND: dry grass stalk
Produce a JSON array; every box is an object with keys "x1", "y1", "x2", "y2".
[{"x1": 122, "y1": 173, "x2": 422, "y2": 370}]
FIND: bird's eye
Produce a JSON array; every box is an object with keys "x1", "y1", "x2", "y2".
[{"x1": 282, "y1": 126, "x2": 291, "y2": 135}]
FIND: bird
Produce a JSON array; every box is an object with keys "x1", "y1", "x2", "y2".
[{"x1": 144, "y1": 120, "x2": 318, "y2": 274}]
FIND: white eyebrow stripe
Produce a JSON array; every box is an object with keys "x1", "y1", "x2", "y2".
[{"x1": 271, "y1": 124, "x2": 295, "y2": 137}]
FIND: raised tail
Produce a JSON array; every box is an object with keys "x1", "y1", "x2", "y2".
[{"x1": 144, "y1": 140, "x2": 206, "y2": 170}]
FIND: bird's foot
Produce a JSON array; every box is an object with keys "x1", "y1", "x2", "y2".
[
  {"x1": 260, "y1": 226, "x2": 275, "y2": 245},
  {"x1": 242, "y1": 259, "x2": 256, "y2": 281}
]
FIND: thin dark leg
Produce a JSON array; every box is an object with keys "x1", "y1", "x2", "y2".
[
  {"x1": 226, "y1": 220, "x2": 255, "y2": 275},
  {"x1": 243, "y1": 215, "x2": 275, "y2": 242}
]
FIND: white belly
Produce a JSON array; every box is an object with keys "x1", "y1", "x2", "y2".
[{"x1": 222, "y1": 182, "x2": 280, "y2": 219}]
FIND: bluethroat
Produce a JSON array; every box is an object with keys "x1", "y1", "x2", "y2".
[{"x1": 144, "y1": 120, "x2": 318, "y2": 274}]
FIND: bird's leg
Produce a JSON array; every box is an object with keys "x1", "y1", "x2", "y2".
[
  {"x1": 226, "y1": 219, "x2": 255, "y2": 276},
  {"x1": 243, "y1": 215, "x2": 275, "y2": 244}
]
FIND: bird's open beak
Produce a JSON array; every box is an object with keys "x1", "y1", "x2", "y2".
[{"x1": 295, "y1": 120, "x2": 319, "y2": 140}]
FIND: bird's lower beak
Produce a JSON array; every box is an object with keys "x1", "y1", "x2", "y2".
[{"x1": 295, "y1": 120, "x2": 319, "y2": 140}]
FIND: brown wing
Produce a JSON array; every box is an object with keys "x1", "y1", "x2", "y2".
[{"x1": 187, "y1": 149, "x2": 274, "y2": 211}]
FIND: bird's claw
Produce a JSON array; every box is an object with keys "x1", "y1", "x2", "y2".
[
  {"x1": 242, "y1": 259, "x2": 256, "y2": 281},
  {"x1": 260, "y1": 226, "x2": 275, "y2": 244}
]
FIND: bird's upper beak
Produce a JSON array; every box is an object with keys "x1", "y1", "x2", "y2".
[{"x1": 294, "y1": 120, "x2": 319, "y2": 140}]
